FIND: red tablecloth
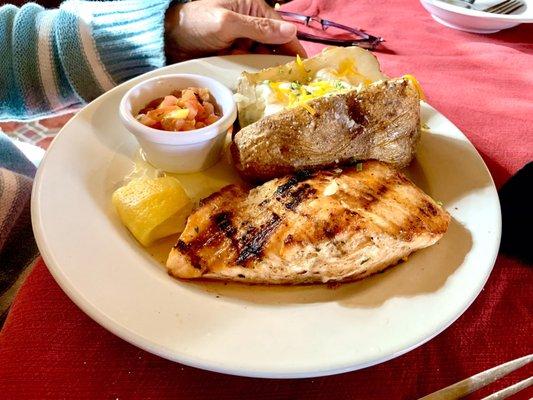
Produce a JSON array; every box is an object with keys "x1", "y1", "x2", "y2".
[{"x1": 1, "y1": 0, "x2": 532, "y2": 398}]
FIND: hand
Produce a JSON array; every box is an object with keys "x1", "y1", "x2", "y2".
[{"x1": 164, "y1": 0, "x2": 306, "y2": 62}]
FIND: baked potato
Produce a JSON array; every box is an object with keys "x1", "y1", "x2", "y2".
[{"x1": 232, "y1": 47, "x2": 422, "y2": 182}]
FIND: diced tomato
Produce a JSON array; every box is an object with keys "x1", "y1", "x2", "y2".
[
  {"x1": 136, "y1": 87, "x2": 221, "y2": 132},
  {"x1": 203, "y1": 102, "x2": 215, "y2": 116},
  {"x1": 205, "y1": 114, "x2": 220, "y2": 125},
  {"x1": 181, "y1": 89, "x2": 197, "y2": 102},
  {"x1": 181, "y1": 120, "x2": 196, "y2": 131},
  {"x1": 184, "y1": 100, "x2": 200, "y2": 120},
  {"x1": 174, "y1": 119, "x2": 186, "y2": 131},
  {"x1": 146, "y1": 108, "x2": 166, "y2": 120},
  {"x1": 151, "y1": 121, "x2": 163, "y2": 130},
  {"x1": 136, "y1": 114, "x2": 157, "y2": 127},
  {"x1": 197, "y1": 88, "x2": 210, "y2": 102},
  {"x1": 161, "y1": 118, "x2": 177, "y2": 131},
  {"x1": 158, "y1": 95, "x2": 179, "y2": 108}
]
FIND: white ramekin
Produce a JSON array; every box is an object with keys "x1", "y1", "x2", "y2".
[{"x1": 119, "y1": 74, "x2": 237, "y2": 173}]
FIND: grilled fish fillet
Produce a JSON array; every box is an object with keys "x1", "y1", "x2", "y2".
[
  {"x1": 166, "y1": 161, "x2": 450, "y2": 284},
  {"x1": 232, "y1": 78, "x2": 421, "y2": 182}
]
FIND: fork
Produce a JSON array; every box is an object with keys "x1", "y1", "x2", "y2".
[
  {"x1": 482, "y1": 0, "x2": 525, "y2": 14},
  {"x1": 419, "y1": 354, "x2": 533, "y2": 400},
  {"x1": 454, "y1": 0, "x2": 525, "y2": 14}
]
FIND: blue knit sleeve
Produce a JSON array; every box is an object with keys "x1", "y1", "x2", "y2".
[{"x1": 0, "y1": 0, "x2": 172, "y2": 121}]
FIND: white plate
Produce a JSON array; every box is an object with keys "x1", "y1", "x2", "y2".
[
  {"x1": 420, "y1": 0, "x2": 532, "y2": 33},
  {"x1": 32, "y1": 55, "x2": 501, "y2": 378}
]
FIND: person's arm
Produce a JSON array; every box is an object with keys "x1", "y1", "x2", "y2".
[{"x1": 0, "y1": 0, "x2": 172, "y2": 121}]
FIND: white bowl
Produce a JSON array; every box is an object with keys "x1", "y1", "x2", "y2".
[
  {"x1": 119, "y1": 74, "x2": 237, "y2": 173},
  {"x1": 420, "y1": 0, "x2": 532, "y2": 33}
]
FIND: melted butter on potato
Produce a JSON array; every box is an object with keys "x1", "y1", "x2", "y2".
[
  {"x1": 236, "y1": 47, "x2": 389, "y2": 128},
  {"x1": 250, "y1": 61, "x2": 371, "y2": 120}
]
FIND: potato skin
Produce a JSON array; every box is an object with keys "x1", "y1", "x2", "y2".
[{"x1": 232, "y1": 78, "x2": 421, "y2": 182}]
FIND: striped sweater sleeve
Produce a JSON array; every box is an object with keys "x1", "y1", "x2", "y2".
[{"x1": 0, "y1": 0, "x2": 173, "y2": 121}]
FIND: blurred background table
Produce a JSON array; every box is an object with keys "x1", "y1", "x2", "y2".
[{"x1": 0, "y1": 112, "x2": 77, "y2": 151}]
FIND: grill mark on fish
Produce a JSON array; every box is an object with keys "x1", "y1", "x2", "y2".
[
  {"x1": 324, "y1": 225, "x2": 339, "y2": 239},
  {"x1": 236, "y1": 213, "x2": 282, "y2": 265},
  {"x1": 174, "y1": 230, "x2": 213, "y2": 270},
  {"x1": 274, "y1": 170, "x2": 314, "y2": 196},
  {"x1": 355, "y1": 183, "x2": 390, "y2": 210},
  {"x1": 274, "y1": 170, "x2": 319, "y2": 211},
  {"x1": 174, "y1": 240, "x2": 202, "y2": 269},
  {"x1": 282, "y1": 184, "x2": 317, "y2": 211},
  {"x1": 176, "y1": 211, "x2": 284, "y2": 269},
  {"x1": 174, "y1": 240, "x2": 188, "y2": 253},
  {"x1": 376, "y1": 183, "x2": 389, "y2": 197},
  {"x1": 341, "y1": 174, "x2": 393, "y2": 208},
  {"x1": 334, "y1": 173, "x2": 427, "y2": 239},
  {"x1": 258, "y1": 199, "x2": 269, "y2": 207},
  {"x1": 174, "y1": 215, "x2": 232, "y2": 270},
  {"x1": 213, "y1": 212, "x2": 237, "y2": 239},
  {"x1": 419, "y1": 200, "x2": 438, "y2": 217},
  {"x1": 212, "y1": 211, "x2": 243, "y2": 258},
  {"x1": 321, "y1": 207, "x2": 362, "y2": 240}
]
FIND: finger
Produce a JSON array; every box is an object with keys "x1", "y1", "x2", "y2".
[
  {"x1": 261, "y1": 5, "x2": 308, "y2": 57},
  {"x1": 228, "y1": 12, "x2": 298, "y2": 45},
  {"x1": 267, "y1": 43, "x2": 306, "y2": 57},
  {"x1": 275, "y1": 38, "x2": 308, "y2": 57}
]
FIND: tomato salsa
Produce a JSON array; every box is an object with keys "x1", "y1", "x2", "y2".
[{"x1": 136, "y1": 87, "x2": 220, "y2": 132}]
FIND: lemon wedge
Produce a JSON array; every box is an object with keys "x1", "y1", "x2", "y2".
[{"x1": 112, "y1": 177, "x2": 192, "y2": 246}]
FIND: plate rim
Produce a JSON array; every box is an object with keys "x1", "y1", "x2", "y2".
[
  {"x1": 31, "y1": 54, "x2": 502, "y2": 378},
  {"x1": 420, "y1": 0, "x2": 533, "y2": 22}
]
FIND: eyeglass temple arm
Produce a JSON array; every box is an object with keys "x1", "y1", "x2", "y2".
[
  {"x1": 296, "y1": 32, "x2": 382, "y2": 50},
  {"x1": 277, "y1": 10, "x2": 383, "y2": 46}
]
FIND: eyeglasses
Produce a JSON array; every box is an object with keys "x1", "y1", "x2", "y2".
[{"x1": 277, "y1": 11, "x2": 384, "y2": 50}]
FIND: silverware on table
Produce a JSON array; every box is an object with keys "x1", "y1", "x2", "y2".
[
  {"x1": 418, "y1": 354, "x2": 533, "y2": 400},
  {"x1": 482, "y1": 0, "x2": 525, "y2": 14},
  {"x1": 445, "y1": 0, "x2": 525, "y2": 14}
]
